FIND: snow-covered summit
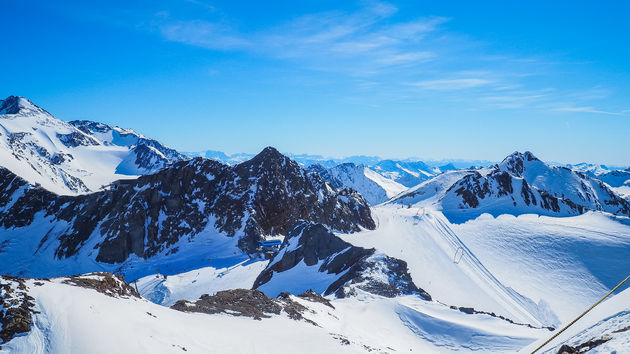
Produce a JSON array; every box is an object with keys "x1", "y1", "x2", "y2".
[
  {"x1": 70, "y1": 119, "x2": 187, "y2": 175},
  {"x1": 391, "y1": 151, "x2": 630, "y2": 222},
  {"x1": 0, "y1": 95, "x2": 50, "y2": 116},
  {"x1": 318, "y1": 162, "x2": 407, "y2": 205},
  {"x1": 0, "y1": 96, "x2": 187, "y2": 195}
]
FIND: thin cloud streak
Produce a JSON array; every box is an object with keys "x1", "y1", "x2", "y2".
[
  {"x1": 161, "y1": 20, "x2": 250, "y2": 50},
  {"x1": 553, "y1": 106, "x2": 627, "y2": 116},
  {"x1": 153, "y1": 1, "x2": 623, "y2": 116},
  {"x1": 409, "y1": 78, "x2": 492, "y2": 90},
  {"x1": 158, "y1": 4, "x2": 449, "y2": 75}
]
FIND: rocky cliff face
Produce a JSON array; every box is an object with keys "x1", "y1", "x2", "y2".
[
  {"x1": 0, "y1": 147, "x2": 375, "y2": 274},
  {"x1": 254, "y1": 221, "x2": 428, "y2": 299},
  {"x1": 0, "y1": 276, "x2": 35, "y2": 345}
]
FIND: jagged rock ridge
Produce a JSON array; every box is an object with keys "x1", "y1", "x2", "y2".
[
  {"x1": 0, "y1": 147, "x2": 374, "y2": 278},
  {"x1": 254, "y1": 221, "x2": 429, "y2": 300}
]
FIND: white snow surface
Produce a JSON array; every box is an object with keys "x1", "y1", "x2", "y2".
[
  {"x1": 453, "y1": 212, "x2": 630, "y2": 324},
  {"x1": 339, "y1": 205, "x2": 558, "y2": 328},
  {"x1": 522, "y1": 287, "x2": 630, "y2": 353},
  {"x1": 1, "y1": 278, "x2": 546, "y2": 353},
  {"x1": 136, "y1": 259, "x2": 269, "y2": 306}
]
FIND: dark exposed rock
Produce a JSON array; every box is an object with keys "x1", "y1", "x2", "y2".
[
  {"x1": 0, "y1": 96, "x2": 51, "y2": 116},
  {"x1": 297, "y1": 290, "x2": 335, "y2": 309},
  {"x1": 171, "y1": 289, "x2": 313, "y2": 324},
  {"x1": 61, "y1": 272, "x2": 141, "y2": 298},
  {"x1": 556, "y1": 335, "x2": 611, "y2": 354},
  {"x1": 56, "y1": 131, "x2": 100, "y2": 148},
  {"x1": 0, "y1": 96, "x2": 23, "y2": 115},
  {"x1": 449, "y1": 304, "x2": 554, "y2": 331},
  {"x1": 253, "y1": 221, "x2": 428, "y2": 300},
  {"x1": 333, "y1": 254, "x2": 430, "y2": 300},
  {"x1": 0, "y1": 147, "x2": 375, "y2": 273},
  {"x1": 0, "y1": 276, "x2": 36, "y2": 344},
  {"x1": 458, "y1": 307, "x2": 475, "y2": 314}
]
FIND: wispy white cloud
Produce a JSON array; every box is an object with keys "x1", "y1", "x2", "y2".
[
  {"x1": 160, "y1": 20, "x2": 250, "y2": 50},
  {"x1": 553, "y1": 106, "x2": 627, "y2": 116},
  {"x1": 409, "y1": 78, "x2": 492, "y2": 90},
  {"x1": 157, "y1": 3, "x2": 448, "y2": 75},
  {"x1": 152, "y1": 1, "x2": 623, "y2": 115},
  {"x1": 182, "y1": 0, "x2": 216, "y2": 11}
]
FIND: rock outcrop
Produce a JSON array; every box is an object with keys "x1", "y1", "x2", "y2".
[{"x1": 254, "y1": 221, "x2": 429, "y2": 299}]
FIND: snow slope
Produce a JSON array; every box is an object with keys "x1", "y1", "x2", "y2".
[
  {"x1": 521, "y1": 287, "x2": 630, "y2": 353},
  {"x1": 452, "y1": 212, "x2": 630, "y2": 323},
  {"x1": 1, "y1": 275, "x2": 546, "y2": 353},
  {"x1": 390, "y1": 169, "x2": 473, "y2": 207},
  {"x1": 136, "y1": 259, "x2": 269, "y2": 306},
  {"x1": 338, "y1": 205, "x2": 558, "y2": 328},
  {"x1": 0, "y1": 96, "x2": 186, "y2": 195},
  {"x1": 371, "y1": 159, "x2": 439, "y2": 187},
  {"x1": 326, "y1": 163, "x2": 407, "y2": 205}
]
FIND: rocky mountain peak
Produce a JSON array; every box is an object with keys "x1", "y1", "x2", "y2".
[
  {"x1": 235, "y1": 146, "x2": 302, "y2": 181},
  {"x1": 498, "y1": 151, "x2": 541, "y2": 175},
  {"x1": 0, "y1": 96, "x2": 49, "y2": 116},
  {"x1": 243, "y1": 146, "x2": 289, "y2": 166}
]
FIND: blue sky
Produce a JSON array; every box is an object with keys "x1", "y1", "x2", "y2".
[{"x1": 2, "y1": 1, "x2": 630, "y2": 165}]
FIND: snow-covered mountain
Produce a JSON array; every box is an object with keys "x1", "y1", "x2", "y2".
[
  {"x1": 392, "y1": 151, "x2": 630, "y2": 222},
  {"x1": 565, "y1": 161, "x2": 630, "y2": 197},
  {"x1": 312, "y1": 162, "x2": 408, "y2": 205},
  {"x1": 566, "y1": 162, "x2": 616, "y2": 177},
  {"x1": 185, "y1": 150, "x2": 385, "y2": 168},
  {"x1": 0, "y1": 96, "x2": 187, "y2": 195},
  {"x1": 188, "y1": 150, "x2": 493, "y2": 206},
  {"x1": 70, "y1": 120, "x2": 187, "y2": 175},
  {"x1": 370, "y1": 160, "x2": 442, "y2": 187},
  {"x1": 0, "y1": 147, "x2": 374, "y2": 280}
]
